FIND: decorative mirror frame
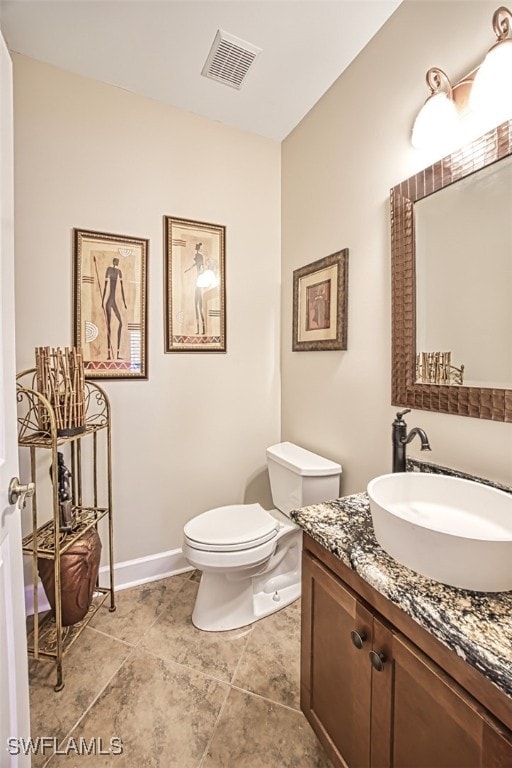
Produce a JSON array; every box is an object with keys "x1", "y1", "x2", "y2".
[{"x1": 391, "y1": 119, "x2": 512, "y2": 422}]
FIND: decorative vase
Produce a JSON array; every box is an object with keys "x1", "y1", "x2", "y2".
[{"x1": 38, "y1": 527, "x2": 102, "y2": 626}]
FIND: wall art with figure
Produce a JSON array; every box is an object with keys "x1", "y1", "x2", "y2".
[
  {"x1": 73, "y1": 229, "x2": 148, "y2": 379},
  {"x1": 164, "y1": 216, "x2": 226, "y2": 352},
  {"x1": 293, "y1": 249, "x2": 348, "y2": 351}
]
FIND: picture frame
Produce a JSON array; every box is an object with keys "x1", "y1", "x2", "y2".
[
  {"x1": 73, "y1": 229, "x2": 148, "y2": 379},
  {"x1": 292, "y1": 249, "x2": 348, "y2": 351},
  {"x1": 164, "y1": 216, "x2": 226, "y2": 353}
]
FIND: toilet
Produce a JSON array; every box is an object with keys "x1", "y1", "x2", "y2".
[{"x1": 182, "y1": 442, "x2": 342, "y2": 631}]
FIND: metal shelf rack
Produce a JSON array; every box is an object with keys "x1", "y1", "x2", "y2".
[{"x1": 17, "y1": 369, "x2": 115, "y2": 691}]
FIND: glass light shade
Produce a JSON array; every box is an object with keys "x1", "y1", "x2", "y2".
[
  {"x1": 411, "y1": 91, "x2": 459, "y2": 150},
  {"x1": 470, "y1": 40, "x2": 512, "y2": 127}
]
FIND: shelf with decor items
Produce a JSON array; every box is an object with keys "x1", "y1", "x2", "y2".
[{"x1": 16, "y1": 362, "x2": 115, "y2": 692}]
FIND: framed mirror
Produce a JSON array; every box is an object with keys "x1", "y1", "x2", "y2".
[{"x1": 391, "y1": 118, "x2": 512, "y2": 422}]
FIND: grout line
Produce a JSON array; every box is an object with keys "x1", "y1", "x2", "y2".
[
  {"x1": 195, "y1": 627, "x2": 301, "y2": 767},
  {"x1": 89, "y1": 573, "x2": 191, "y2": 651},
  {"x1": 129, "y1": 576, "x2": 191, "y2": 649},
  {"x1": 228, "y1": 682, "x2": 303, "y2": 714},
  {"x1": 136, "y1": 645, "x2": 235, "y2": 688},
  {"x1": 42, "y1": 643, "x2": 139, "y2": 767},
  {"x1": 86, "y1": 624, "x2": 136, "y2": 647},
  {"x1": 195, "y1": 676, "x2": 304, "y2": 766},
  {"x1": 197, "y1": 681, "x2": 231, "y2": 768},
  {"x1": 133, "y1": 642, "x2": 301, "y2": 717},
  {"x1": 228, "y1": 620, "x2": 254, "y2": 686},
  {"x1": 133, "y1": 588, "x2": 255, "y2": 689}
]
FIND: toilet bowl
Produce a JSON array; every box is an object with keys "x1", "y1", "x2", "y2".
[{"x1": 183, "y1": 442, "x2": 342, "y2": 631}]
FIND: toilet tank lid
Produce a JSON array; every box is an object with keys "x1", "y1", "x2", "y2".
[{"x1": 266, "y1": 442, "x2": 342, "y2": 477}]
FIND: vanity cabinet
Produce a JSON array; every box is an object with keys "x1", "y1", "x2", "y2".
[{"x1": 301, "y1": 537, "x2": 512, "y2": 768}]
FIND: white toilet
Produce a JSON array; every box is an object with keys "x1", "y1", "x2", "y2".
[{"x1": 182, "y1": 442, "x2": 342, "y2": 631}]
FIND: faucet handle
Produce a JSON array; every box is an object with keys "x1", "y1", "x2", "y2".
[{"x1": 395, "y1": 408, "x2": 411, "y2": 422}]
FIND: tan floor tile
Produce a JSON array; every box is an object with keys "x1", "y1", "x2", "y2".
[
  {"x1": 140, "y1": 579, "x2": 252, "y2": 682},
  {"x1": 232, "y1": 599, "x2": 301, "y2": 709},
  {"x1": 25, "y1": 576, "x2": 329, "y2": 768},
  {"x1": 201, "y1": 688, "x2": 331, "y2": 768},
  {"x1": 28, "y1": 627, "x2": 132, "y2": 768},
  {"x1": 89, "y1": 575, "x2": 188, "y2": 645},
  {"x1": 45, "y1": 647, "x2": 229, "y2": 768}
]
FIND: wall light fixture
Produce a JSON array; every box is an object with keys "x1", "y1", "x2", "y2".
[
  {"x1": 470, "y1": 6, "x2": 512, "y2": 125},
  {"x1": 411, "y1": 68, "x2": 458, "y2": 149},
  {"x1": 412, "y1": 5, "x2": 512, "y2": 152}
]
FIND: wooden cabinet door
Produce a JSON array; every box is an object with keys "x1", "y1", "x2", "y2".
[
  {"x1": 371, "y1": 620, "x2": 512, "y2": 768},
  {"x1": 302, "y1": 553, "x2": 373, "y2": 768}
]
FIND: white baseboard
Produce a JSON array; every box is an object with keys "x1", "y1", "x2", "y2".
[
  {"x1": 98, "y1": 547, "x2": 192, "y2": 591},
  {"x1": 25, "y1": 548, "x2": 192, "y2": 616}
]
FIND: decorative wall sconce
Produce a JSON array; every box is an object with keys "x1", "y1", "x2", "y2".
[
  {"x1": 470, "y1": 6, "x2": 512, "y2": 124},
  {"x1": 411, "y1": 68, "x2": 458, "y2": 149},
  {"x1": 412, "y1": 5, "x2": 512, "y2": 151}
]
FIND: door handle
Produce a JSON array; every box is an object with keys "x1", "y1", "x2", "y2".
[{"x1": 8, "y1": 477, "x2": 35, "y2": 509}]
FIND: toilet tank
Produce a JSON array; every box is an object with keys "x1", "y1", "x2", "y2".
[{"x1": 266, "y1": 442, "x2": 342, "y2": 517}]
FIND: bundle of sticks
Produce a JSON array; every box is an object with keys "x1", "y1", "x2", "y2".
[{"x1": 35, "y1": 346, "x2": 86, "y2": 435}]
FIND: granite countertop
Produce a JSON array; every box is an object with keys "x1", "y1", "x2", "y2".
[{"x1": 290, "y1": 489, "x2": 512, "y2": 701}]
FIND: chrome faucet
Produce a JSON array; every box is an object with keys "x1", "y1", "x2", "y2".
[{"x1": 392, "y1": 409, "x2": 431, "y2": 473}]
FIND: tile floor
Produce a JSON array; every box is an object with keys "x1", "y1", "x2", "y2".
[{"x1": 28, "y1": 570, "x2": 331, "y2": 767}]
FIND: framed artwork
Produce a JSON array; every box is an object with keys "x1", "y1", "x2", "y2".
[
  {"x1": 164, "y1": 216, "x2": 226, "y2": 352},
  {"x1": 73, "y1": 229, "x2": 148, "y2": 379},
  {"x1": 293, "y1": 249, "x2": 348, "y2": 351}
]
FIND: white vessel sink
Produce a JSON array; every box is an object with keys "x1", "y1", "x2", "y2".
[{"x1": 367, "y1": 472, "x2": 512, "y2": 592}]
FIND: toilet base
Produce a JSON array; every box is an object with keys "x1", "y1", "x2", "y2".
[{"x1": 191, "y1": 530, "x2": 302, "y2": 631}]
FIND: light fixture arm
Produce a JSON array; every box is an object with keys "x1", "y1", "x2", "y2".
[
  {"x1": 425, "y1": 67, "x2": 453, "y2": 98},
  {"x1": 492, "y1": 6, "x2": 512, "y2": 41}
]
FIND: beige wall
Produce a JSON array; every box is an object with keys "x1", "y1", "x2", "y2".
[
  {"x1": 12, "y1": 0, "x2": 512, "y2": 569},
  {"x1": 281, "y1": 0, "x2": 512, "y2": 495},
  {"x1": 13, "y1": 55, "x2": 281, "y2": 563}
]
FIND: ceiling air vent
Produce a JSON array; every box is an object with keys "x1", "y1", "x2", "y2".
[{"x1": 202, "y1": 29, "x2": 262, "y2": 90}]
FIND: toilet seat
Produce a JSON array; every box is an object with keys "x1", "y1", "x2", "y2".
[{"x1": 184, "y1": 503, "x2": 280, "y2": 552}]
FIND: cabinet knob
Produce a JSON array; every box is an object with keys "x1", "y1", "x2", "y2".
[
  {"x1": 369, "y1": 650, "x2": 386, "y2": 672},
  {"x1": 350, "y1": 630, "x2": 367, "y2": 650}
]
